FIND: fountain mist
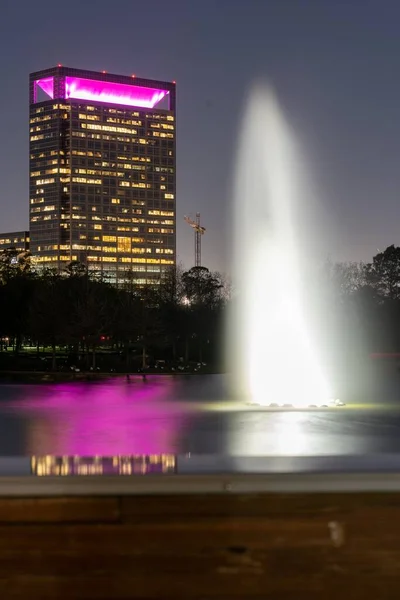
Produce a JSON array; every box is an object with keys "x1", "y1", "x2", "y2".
[{"x1": 228, "y1": 85, "x2": 332, "y2": 407}]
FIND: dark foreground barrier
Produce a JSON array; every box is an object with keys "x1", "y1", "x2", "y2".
[{"x1": 0, "y1": 474, "x2": 400, "y2": 598}]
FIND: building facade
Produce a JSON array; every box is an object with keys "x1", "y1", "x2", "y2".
[
  {"x1": 0, "y1": 231, "x2": 30, "y2": 253},
  {"x1": 29, "y1": 66, "x2": 176, "y2": 285}
]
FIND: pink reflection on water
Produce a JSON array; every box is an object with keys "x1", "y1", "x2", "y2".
[{"x1": 7, "y1": 378, "x2": 190, "y2": 455}]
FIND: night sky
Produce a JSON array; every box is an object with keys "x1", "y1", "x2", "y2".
[{"x1": 0, "y1": 0, "x2": 400, "y2": 274}]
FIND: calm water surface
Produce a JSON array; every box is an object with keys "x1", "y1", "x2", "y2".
[{"x1": 1, "y1": 374, "x2": 400, "y2": 456}]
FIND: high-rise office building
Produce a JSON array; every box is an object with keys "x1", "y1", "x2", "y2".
[
  {"x1": 29, "y1": 66, "x2": 176, "y2": 285},
  {"x1": 0, "y1": 231, "x2": 30, "y2": 253}
]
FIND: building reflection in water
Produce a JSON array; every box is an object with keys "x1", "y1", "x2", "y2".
[
  {"x1": 31, "y1": 455, "x2": 176, "y2": 476},
  {"x1": 16, "y1": 379, "x2": 190, "y2": 455}
]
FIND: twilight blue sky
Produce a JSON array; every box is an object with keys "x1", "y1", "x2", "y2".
[{"x1": 0, "y1": 0, "x2": 400, "y2": 273}]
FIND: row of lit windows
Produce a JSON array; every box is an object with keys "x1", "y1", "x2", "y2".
[
  {"x1": 148, "y1": 210, "x2": 174, "y2": 216},
  {"x1": 78, "y1": 113, "x2": 100, "y2": 121},
  {"x1": 71, "y1": 132, "x2": 137, "y2": 143},
  {"x1": 35, "y1": 255, "x2": 174, "y2": 265},
  {"x1": 30, "y1": 159, "x2": 63, "y2": 170},
  {"x1": 72, "y1": 166, "x2": 146, "y2": 175},
  {"x1": 31, "y1": 206, "x2": 174, "y2": 220},
  {"x1": 34, "y1": 171, "x2": 171, "y2": 182},
  {"x1": 39, "y1": 219, "x2": 173, "y2": 232},
  {"x1": 145, "y1": 228, "x2": 174, "y2": 234},
  {"x1": 32, "y1": 104, "x2": 66, "y2": 115},
  {"x1": 30, "y1": 115, "x2": 52, "y2": 124},
  {"x1": 32, "y1": 215, "x2": 52, "y2": 221},
  {"x1": 0, "y1": 238, "x2": 28, "y2": 245},
  {"x1": 74, "y1": 108, "x2": 173, "y2": 122},
  {"x1": 67, "y1": 179, "x2": 170, "y2": 192},
  {"x1": 98, "y1": 108, "x2": 173, "y2": 121},
  {"x1": 40, "y1": 207, "x2": 173, "y2": 219},
  {"x1": 30, "y1": 123, "x2": 56, "y2": 132},
  {"x1": 72, "y1": 151, "x2": 152, "y2": 164},
  {"x1": 151, "y1": 132, "x2": 175, "y2": 139},
  {"x1": 83, "y1": 257, "x2": 174, "y2": 264},
  {"x1": 31, "y1": 168, "x2": 70, "y2": 177},
  {"x1": 37, "y1": 239, "x2": 172, "y2": 250},
  {"x1": 150, "y1": 219, "x2": 174, "y2": 225},
  {"x1": 30, "y1": 217, "x2": 174, "y2": 234},
  {"x1": 119, "y1": 181, "x2": 152, "y2": 188},
  {"x1": 81, "y1": 122, "x2": 139, "y2": 135},
  {"x1": 33, "y1": 253, "x2": 174, "y2": 267},
  {"x1": 105, "y1": 117, "x2": 142, "y2": 126},
  {"x1": 68, "y1": 153, "x2": 173, "y2": 172},
  {"x1": 31, "y1": 131, "x2": 173, "y2": 149},
  {"x1": 31, "y1": 205, "x2": 56, "y2": 213},
  {"x1": 72, "y1": 177, "x2": 102, "y2": 184},
  {"x1": 31, "y1": 198, "x2": 157, "y2": 208},
  {"x1": 35, "y1": 178, "x2": 55, "y2": 185},
  {"x1": 70, "y1": 131, "x2": 174, "y2": 147},
  {"x1": 35, "y1": 216, "x2": 174, "y2": 227},
  {"x1": 145, "y1": 113, "x2": 174, "y2": 122},
  {"x1": 33, "y1": 177, "x2": 171, "y2": 188},
  {"x1": 33, "y1": 255, "x2": 77, "y2": 263},
  {"x1": 33, "y1": 104, "x2": 168, "y2": 118},
  {"x1": 38, "y1": 244, "x2": 170, "y2": 253},
  {"x1": 150, "y1": 122, "x2": 174, "y2": 130},
  {"x1": 75, "y1": 106, "x2": 139, "y2": 117},
  {"x1": 102, "y1": 235, "x2": 148, "y2": 243}
]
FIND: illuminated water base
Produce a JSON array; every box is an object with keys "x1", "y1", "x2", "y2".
[{"x1": 229, "y1": 85, "x2": 334, "y2": 409}]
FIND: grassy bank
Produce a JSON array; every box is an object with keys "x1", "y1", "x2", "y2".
[{"x1": 0, "y1": 369, "x2": 221, "y2": 384}]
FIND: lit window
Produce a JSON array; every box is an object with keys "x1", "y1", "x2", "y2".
[{"x1": 117, "y1": 237, "x2": 131, "y2": 252}]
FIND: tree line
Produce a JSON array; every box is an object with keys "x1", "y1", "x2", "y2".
[
  {"x1": 0, "y1": 248, "x2": 227, "y2": 372},
  {"x1": 2, "y1": 243, "x2": 400, "y2": 373},
  {"x1": 299, "y1": 244, "x2": 400, "y2": 392},
  {"x1": 318, "y1": 244, "x2": 400, "y2": 351}
]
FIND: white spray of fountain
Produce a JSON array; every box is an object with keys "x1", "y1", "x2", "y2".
[{"x1": 228, "y1": 85, "x2": 333, "y2": 407}]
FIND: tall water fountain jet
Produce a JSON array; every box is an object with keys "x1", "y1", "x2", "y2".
[{"x1": 228, "y1": 85, "x2": 333, "y2": 407}]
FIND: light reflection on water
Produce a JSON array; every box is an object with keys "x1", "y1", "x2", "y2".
[
  {"x1": 1, "y1": 375, "x2": 400, "y2": 456},
  {"x1": 0, "y1": 377, "x2": 194, "y2": 455},
  {"x1": 31, "y1": 455, "x2": 176, "y2": 476}
]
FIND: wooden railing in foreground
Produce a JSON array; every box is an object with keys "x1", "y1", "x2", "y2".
[{"x1": 0, "y1": 475, "x2": 399, "y2": 598}]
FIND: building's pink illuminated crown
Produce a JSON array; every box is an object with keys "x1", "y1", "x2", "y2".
[
  {"x1": 35, "y1": 77, "x2": 55, "y2": 99},
  {"x1": 33, "y1": 67, "x2": 174, "y2": 110}
]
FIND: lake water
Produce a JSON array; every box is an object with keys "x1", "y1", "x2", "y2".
[{"x1": 1, "y1": 374, "x2": 400, "y2": 457}]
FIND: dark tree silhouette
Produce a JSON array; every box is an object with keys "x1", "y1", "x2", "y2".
[{"x1": 365, "y1": 245, "x2": 400, "y2": 301}]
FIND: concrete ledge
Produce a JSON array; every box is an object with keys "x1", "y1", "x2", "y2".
[
  {"x1": 1, "y1": 471, "x2": 400, "y2": 496},
  {"x1": 0, "y1": 488, "x2": 399, "y2": 597}
]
